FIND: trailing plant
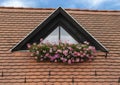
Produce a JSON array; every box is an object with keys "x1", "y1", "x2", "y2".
[{"x1": 27, "y1": 39, "x2": 96, "y2": 64}]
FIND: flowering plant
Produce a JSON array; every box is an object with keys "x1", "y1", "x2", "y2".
[{"x1": 27, "y1": 39, "x2": 96, "y2": 64}]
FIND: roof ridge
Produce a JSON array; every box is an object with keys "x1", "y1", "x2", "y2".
[
  {"x1": 66, "y1": 8, "x2": 120, "y2": 12},
  {"x1": 0, "y1": 6, "x2": 120, "y2": 12},
  {"x1": 0, "y1": 6, "x2": 55, "y2": 10}
]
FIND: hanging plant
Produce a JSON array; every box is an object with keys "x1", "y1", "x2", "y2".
[{"x1": 27, "y1": 39, "x2": 96, "y2": 64}]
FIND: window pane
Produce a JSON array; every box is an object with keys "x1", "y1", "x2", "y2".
[
  {"x1": 43, "y1": 26, "x2": 78, "y2": 44},
  {"x1": 60, "y1": 27, "x2": 78, "y2": 44},
  {"x1": 43, "y1": 27, "x2": 59, "y2": 44}
]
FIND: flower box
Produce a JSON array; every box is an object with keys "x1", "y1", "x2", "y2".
[{"x1": 27, "y1": 40, "x2": 96, "y2": 64}]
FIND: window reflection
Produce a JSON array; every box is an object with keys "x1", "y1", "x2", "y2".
[
  {"x1": 43, "y1": 26, "x2": 78, "y2": 44},
  {"x1": 61, "y1": 27, "x2": 78, "y2": 44},
  {"x1": 43, "y1": 28, "x2": 59, "y2": 44}
]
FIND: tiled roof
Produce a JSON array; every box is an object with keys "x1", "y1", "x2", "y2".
[{"x1": 0, "y1": 7, "x2": 120, "y2": 85}]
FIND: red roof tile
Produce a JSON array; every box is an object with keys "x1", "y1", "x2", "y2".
[{"x1": 0, "y1": 7, "x2": 120, "y2": 84}]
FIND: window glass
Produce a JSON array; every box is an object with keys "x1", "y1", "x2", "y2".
[
  {"x1": 43, "y1": 27, "x2": 59, "y2": 44},
  {"x1": 43, "y1": 26, "x2": 78, "y2": 44},
  {"x1": 60, "y1": 27, "x2": 78, "y2": 44}
]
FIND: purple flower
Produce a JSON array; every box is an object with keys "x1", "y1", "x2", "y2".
[{"x1": 54, "y1": 54, "x2": 60, "y2": 58}]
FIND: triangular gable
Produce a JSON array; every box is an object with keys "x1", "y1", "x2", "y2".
[{"x1": 11, "y1": 7, "x2": 108, "y2": 53}]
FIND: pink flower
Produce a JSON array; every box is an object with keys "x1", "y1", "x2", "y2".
[
  {"x1": 34, "y1": 56, "x2": 37, "y2": 59},
  {"x1": 63, "y1": 50, "x2": 68, "y2": 56},
  {"x1": 40, "y1": 58, "x2": 43, "y2": 61},
  {"x1": 27, "y1": 43, "x2": 31, "y2": 48},
  {"x1": 64, "y1": 40, "x2": 67, "y2": 44},
  {"x1": 80, "y1": 51, "x2": 83, "y2": 54},
  {"x1": 73, "y1": 51, "x2": 78, "y2": 56},
  {"x1": 77, "y1": 53, "x2": 81, "y2": 56},
  {"x1": 60, "y1": 57, "x2": 67, "y2": 62},
  {"x1": 86, "y1": 54, "x2": 90, "y2": 57},
  {"x1": 33, "y1": 43, "x2": 37, "y2": 45},
  {"x1": 84, "y1": 41, "x2": 89, "y2": 45},
  {"x1": 88, "y1": 46, "x2": 96, "y2": 53},
  {"x1": 36, "y1": 51, "x2": 39, "y2": 55},
  {"x1": 89, "y1": 56, "x2": 94, "y2": 59},
  {"x1": 81, "y1": 59, "x2": 84, "y2": 62},
  {"x1": 62, "y1": 58, "x2": 67, "y2": 62},
  {"x1": 31, "y1": 53, "x2": 34, "y2": 56},
  {"x1": 68, "y1": 59, "x2": 72, "y2": 64},
  {"x1": 57, "y1": 49, "x2": 62, "y2": 53},
  {"x1": 81, "y1": 55, "x2": 84, "y2": 58},
  {"x1": 49, "y1": 48, "x2": 52, "y2": 53},
  {"x1": 60, "y1": 57, "x2": 63, "y2": 60},
  {"x1": 43, "y1": 50, "x2": 46, "y2": 53},
  {"x1": 53, "y1": 46, "x2": 57, "y2": 51},
  {"x1": 45, "y1": 53, "x2": 49, "y2": 57},
  {"x1": 67, "y1": 47, "x2": 73, "y2": 51},
  {"x1": 50, "y1": 57, "x2": 55, "y2": 61},
  {"x1": 47, "y1": 55, "x2": 52, "y2": 58},
  {"x1": 83, "y1": 48, "x2": 87, "y2": 51},
  {"x1": 54, "y1": 59, "x2": 57, "y2": 62},
  {"x1": 88, "y1": 46, "x2": 93, "y2": 50},
  {"x1": 40, "y1": 38, "x2": 43, "y2": 42},
  {"x1": 83, "y1": 53, "x2": 86, "y2": 56},
  {"x1": 71, "y1": 59, "x2": 75, "y2": 63},
  {"x1": 76, "y1": 58, "x2": 80, "y2": 62}
]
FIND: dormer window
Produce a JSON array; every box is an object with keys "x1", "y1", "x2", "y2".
[{"x1": 11, "y1": 7, "x2": 108, "y2": 54}]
